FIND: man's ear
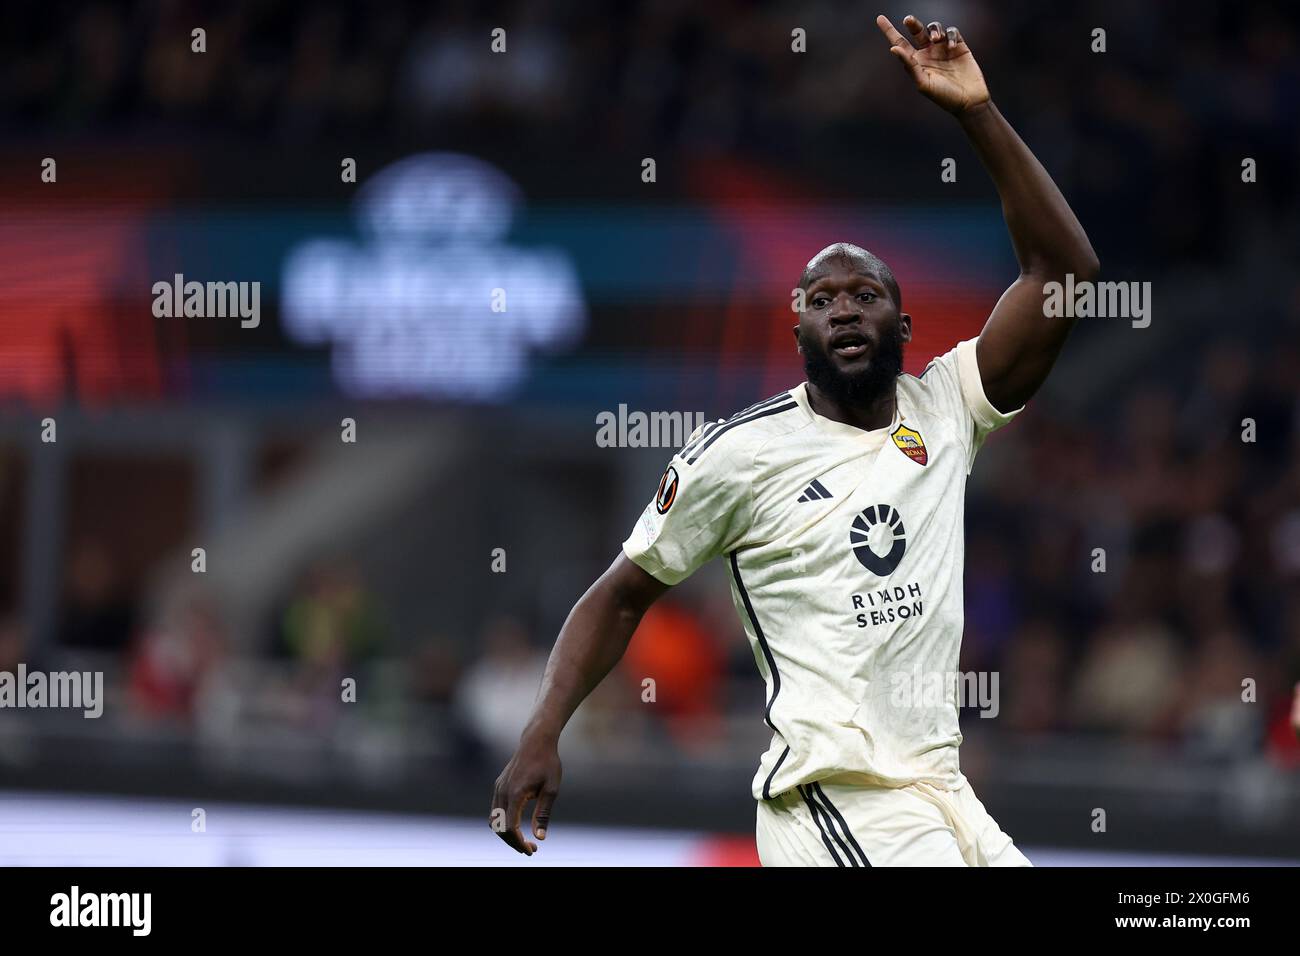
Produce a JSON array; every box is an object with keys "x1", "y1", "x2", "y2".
[
  {"x1": 899, "y1": 313, "x2": 913, "y2": 344},
  {"x1": 792, "y1": 325, "x2": 803, "y2": 352}
]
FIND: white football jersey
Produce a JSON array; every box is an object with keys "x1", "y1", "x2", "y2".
[{"x1": 622, "y1": 337, "x2": 1021, "y2": 800}]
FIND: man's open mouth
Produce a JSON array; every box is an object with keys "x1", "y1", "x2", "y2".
[{"x1": 830, "y1": 330, "x2": 870, "y2": 358}]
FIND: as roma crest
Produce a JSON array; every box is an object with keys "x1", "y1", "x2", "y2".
[{"x1": 891, "y1": 423, "x2": 928, "y2": 466}]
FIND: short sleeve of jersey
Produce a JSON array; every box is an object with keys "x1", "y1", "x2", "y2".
[
  {"x1": 621, "y1": 422, "x2": 753, "y2": 586},
  {"x1": 920, "y1": 337, "x2": 1024, "y2": 471}
]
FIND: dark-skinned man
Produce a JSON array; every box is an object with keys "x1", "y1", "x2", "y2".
[{"x1": 491, "y1": 13, "x2": 1098, "y2": 866}]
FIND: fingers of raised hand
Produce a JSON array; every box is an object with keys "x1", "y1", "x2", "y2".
[
  {"x1": 903, "y1": 15, "x2": 931, "y2": 48},
  {"x1": 875, "y1": 14, "x2": 911, "y2": 50}
]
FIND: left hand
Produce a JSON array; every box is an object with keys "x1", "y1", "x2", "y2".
[{"x1": 875, "y1": 14, "x2": 990, "y2": 115}]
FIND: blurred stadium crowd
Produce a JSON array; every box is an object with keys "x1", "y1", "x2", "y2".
[
  {"x1": 0, "y1": 0, "x2": 1298, "y2": 846},
  {"x1": 15, "y1": 325, "x2": 1298, "y2": 772}
]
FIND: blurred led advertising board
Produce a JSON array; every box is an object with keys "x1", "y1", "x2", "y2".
[{"x1": 281, "y1": 153, "x2": 587, "y2": 401}]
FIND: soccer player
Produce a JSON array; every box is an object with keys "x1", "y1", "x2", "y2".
[{"x1": 491, "y1": 14, "x2": 1098, "y2": 865}]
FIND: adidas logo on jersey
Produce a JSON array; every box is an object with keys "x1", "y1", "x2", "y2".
[{"x1": 797, "y1": 479, "x2": 833, "y2": 502}]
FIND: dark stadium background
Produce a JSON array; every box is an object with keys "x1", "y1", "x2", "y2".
[{"x1": 0, "y1": 0, "x2": 1297, "y2": 864}]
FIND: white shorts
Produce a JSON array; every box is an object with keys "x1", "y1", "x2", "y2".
[{"x1": 756, "y1": 774, "x2": 1031, "y2": 867}]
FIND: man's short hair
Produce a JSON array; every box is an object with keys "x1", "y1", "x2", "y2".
[{"x1": 798, "y1": 242, "x2": 902, "y2": 311}]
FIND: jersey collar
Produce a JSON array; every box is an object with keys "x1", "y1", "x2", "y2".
[{"x1": 791, "y1": 381, "x2": 902, "y2": 443}]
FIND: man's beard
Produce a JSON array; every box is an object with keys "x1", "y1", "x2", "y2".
[{"x1": 801, "y1": 322, "x2": 905, "y2": 409}]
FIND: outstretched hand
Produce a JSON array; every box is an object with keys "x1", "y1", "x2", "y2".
[
  {"x1": 491, "y1": 733, "x2": 562, "y2": 855},
  {"x1": 875, "y1": 14, "x2": 990, "y2": 115}
]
